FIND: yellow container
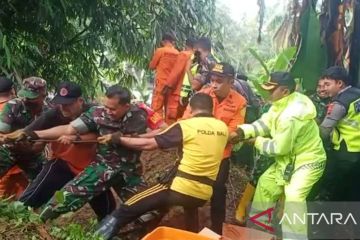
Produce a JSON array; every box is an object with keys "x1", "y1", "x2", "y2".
[{"x1": 142, "y1": 227, "x2": 213, "y2": 240}]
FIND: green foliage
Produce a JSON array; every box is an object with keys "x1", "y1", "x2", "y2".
[
  {"x1": 248, "y1": 46, "x2": 297, "y2": 98},
  {"x1": 248, "y1": 48, "x2": 270, "y2": 76},
  {"x1": 0, "y1": 199, "x2": 101, "y2": 239},
  {"x1": 272, "y1": 47, "x2": 297, "y2": 71},
  {"x1": 290, "y1": 2, "x2": 327, "y2": 91},
  {"x1": 0, "y1": 199, "x2": 40, "y2": 224},
  {"x1": 50, "y1": 220, "x2": 102, "y2": 240},
  {"x1": 0, "y1": 0, "x2": 218, "y2": 95},
  {"x1": 213, "y1": 4, "x2": 278, "y2": 74}
]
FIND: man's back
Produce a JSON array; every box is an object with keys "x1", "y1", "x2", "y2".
[
  {"x1": 156, "y1": 115, "x2": 228, "y2": 200},
  {"x1": 183, "y1": 87, "x2": 246, "y2": 158},
  {"x1": 149, "y1": 45, "x2": 179, "y2": 82}
]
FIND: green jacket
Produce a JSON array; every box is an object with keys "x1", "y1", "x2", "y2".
[{"x1": 239, "y1": 92, "x2": 326, "y2": 184}]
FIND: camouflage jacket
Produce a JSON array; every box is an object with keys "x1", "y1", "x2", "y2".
[
  {"x1": 309, "y1": 94, "x2": 330, "y2": 123},
  {"x1": 0, "y1": 98, "x2": 43, "y2": 133},
  {"x1": 71, "y1": 105, "x2": 148, "y2": 168}
]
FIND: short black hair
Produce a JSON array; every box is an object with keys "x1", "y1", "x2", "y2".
[
  {"x1": 190, "y1": 93, "x2": 213, "y2": 113},
  {"x1": 185, "y1": 37, "x2": 196, "y2": 48},
  {"x1": 320, "y1": 66, "x2": 351, "y2": 85},
  {"x1": 162, "y1": 32, "x2": 175, "y2": 42},
  {"x1": 196, "y1": 37, "x2": 211, "y2": 51},
  {"x1": 0, "y1": 76, "x2": 14, "y2": 94},
  {"x1": 105, "y1": 85, "x2": 131, "y2": 105}
]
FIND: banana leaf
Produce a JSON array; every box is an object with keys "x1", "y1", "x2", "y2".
[
  {"x1": 248, "y1": 47, "x2": 296, "y2": 99},
  {"x1": 272, "y1": 46, "x2": 297, "y2": 71},
  {"x1": 291, "y1": 3, "x2": 328, "y2": 91}
]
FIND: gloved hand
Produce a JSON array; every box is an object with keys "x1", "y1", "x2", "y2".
[
  {"x1": 4, "y1": 129, "x2": 26, "y2": 142},
  {"x1": 229, "y1": 128, "x2": 245, "y2": 144},
  {"x1": 4, "y1": 129, "x2": 39, "y2": 143},
  {"x1": 0, "y1": 134, "x2": 6, "y2": 143},
  {"x1": 98, "y1": 131, "x2": 123, "y2": 145},
  {"x1": 97, "y1": 134, "x2": 111, "y2": 144},
  {"x1": 6, "y1": 130, "x2": 38, "y2": 154}
]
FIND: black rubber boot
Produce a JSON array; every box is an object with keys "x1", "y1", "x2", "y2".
[{"x1": 95, "y1": 215, "x2": 121, "y2": 240}]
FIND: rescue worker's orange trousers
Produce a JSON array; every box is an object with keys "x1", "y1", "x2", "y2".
[
  {"x1": 165, "y1": 93, "x2": 182, "y2": 124},
  {"x1": 151, "y1": 83, "x2": 165, "y2": 117}
]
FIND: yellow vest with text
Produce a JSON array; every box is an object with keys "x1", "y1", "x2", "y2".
[
  {"x1": 170, "y1": 116, "x2": 228, "y2": 200},
  {"x1": 332, "y1": 87, "x2": 360, "y2": 152}
]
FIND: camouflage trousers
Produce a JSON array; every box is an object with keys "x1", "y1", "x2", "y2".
[
  {"x1": 250, "y1": 152, "x2": 274, "y2": 186},
  {"x1": 44, "y1": 159, "x2": 145, "y2": 216},
  {"x1": 0, "y1": 145, "x2": 44, "y2": 180}
]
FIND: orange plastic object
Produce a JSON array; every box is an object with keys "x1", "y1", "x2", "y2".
[{"x1": 142, "y1": 227, "x2": 213, "y2": 240}]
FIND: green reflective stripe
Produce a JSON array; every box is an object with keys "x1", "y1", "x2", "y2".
[
  {"x1": 262, "y1": 141, "x2": 269, "y2": 153},
  {"x1": 257, "y1": 120, "x2": 270, "y2": 135},
  {"x1": 295, "y1": 161, "x2": 326, "y2": 172},
  {"x1": 262, "y1": 140, "x2": 275, "y2": 155},
  {"x1": 268, "y1": 142, "x2": 275, "y2": 154},
  {"x1": 252, "y1": 124, "x2": 260, "y2": 136}
]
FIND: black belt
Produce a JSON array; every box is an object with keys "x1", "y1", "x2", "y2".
[{"x1": 176, "y1": 170, "x2": 215, "y2": 186}]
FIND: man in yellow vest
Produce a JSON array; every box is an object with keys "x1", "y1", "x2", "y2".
[
  {"x1": 95, "y1": 93, "x2": 229, "y2": 239},
  {"x1": 318, "y1": 66, "x2": 360, "y2": 201},
  {"x1": 230, "y1": 72, "x2": 326, "y2": 240}
]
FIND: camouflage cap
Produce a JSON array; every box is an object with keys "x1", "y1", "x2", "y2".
[{"x1": 18, "y1": 77, "x2": 47, "y2": 99}]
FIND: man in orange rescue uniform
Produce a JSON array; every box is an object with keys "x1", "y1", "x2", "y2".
[
  {"x1": 149, "y1": 32, "x2": 179, "y2": 117},
  {"x1": 0, "y1": 76, "x2": 28, "y2": 199},
  {"x1": 162, "y1": 38, "x2": 196, "y2": 124},
  {"x1": 182, "y1": 62, "x2": 247, "y2": 234}
]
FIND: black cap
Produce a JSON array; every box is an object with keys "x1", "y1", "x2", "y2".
[
  {"x1": 0, "y1": 76, "x2": 14, "y2": 93},
  {"x1": 210, "y1": 62, "x2": 235, "y2": 78},
  {"x1": 261, "y1": 72, "x2": 296, "y2": 90},
  {"x1": 51, "y1": 82, "x2": 82, "y2": 104}
]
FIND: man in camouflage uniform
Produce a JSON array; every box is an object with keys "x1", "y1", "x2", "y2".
[
  {"x1": 24, "y1": 85, "x2": 148, "y2": 221},
  {"x1": 0, "y1": 77, "x2": 47, "y2": 180},
  {"x1": 179, "y1": 37, "x2": 219, "y2": 107},
  {"x1": 309, "y1": 78, "x2": 330, "y2": 124}
]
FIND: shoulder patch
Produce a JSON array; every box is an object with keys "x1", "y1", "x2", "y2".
[
  {"x1": 354, "y1": 99, "x2": 360, "y2": 113},
  {"x1": 327, "y1": 103, "x2": 334, "y2": 115}
]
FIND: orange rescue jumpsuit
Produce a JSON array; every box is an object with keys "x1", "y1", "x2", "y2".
[
  {"x1": 164, "y1": 50, "x2": 193, "y2": 124},
  {"x1": 149, "y1": 43, "x2": 179, "y2": 117},
  {"x1": 182, "y1": 87, "x2": 247, "y2": 158}
]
